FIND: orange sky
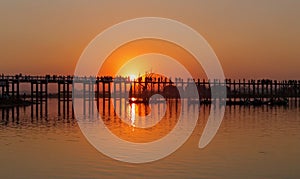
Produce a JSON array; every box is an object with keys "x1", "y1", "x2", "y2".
[
  {"x1": 99, "y1": 39, "x2": 206, "y2": 79},
  {"x1": 0, "y1": 1, "x2": 299, "y2": 80}
]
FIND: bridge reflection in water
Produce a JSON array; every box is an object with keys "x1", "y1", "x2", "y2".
[
  {"x1": 1, "y1": 96, "x2": 300, "y2": 124},
  {"x1": 0, "y1": 96, "x2": 208, "y2": 125}
]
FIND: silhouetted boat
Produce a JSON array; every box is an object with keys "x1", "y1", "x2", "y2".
[
  {"x1": 267, "y1": 98, "x2": 289, "y2": 106},
  {"x1": 0, "y1": 97, "x2": 32, "y2": 108}
]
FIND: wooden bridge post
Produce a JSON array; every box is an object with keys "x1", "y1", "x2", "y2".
[
  {"x1": 57, "y1": 82, "x2": 61, "y2": 116},
  {"x1": 96, "y1": 78, "x2": 99, "y2": 109},
  {"x1": 40, "y1": 82, "x2": 43, "y2": 103},
  {"x1": 238, "y1": 79, "x2": 241, "y2": 101},
  {"x1": 39, "y1": 82, "x2": 43, "y2": 117},
  {"x1": 63, "y1": 82, "x2": 66, "y2": 102},
  {"x1": 233, "y1": 80, "x2": 236, "y2": 102},
  {"x1": 262, "y1": 80, "x2": 265, "y2": 101},
  {"x1": 1, "y1": 81, "x2": 4, "y2": 96},
  {"x1": 274, "y1": 80, "x2": 278, "y2": 98},
  {"x1": 296, "y1": 80, "x2": 300, "y2": 102},
  {"x1": 124, "y1": 80, "x2": 128, "y2": 97},
  {"x1": 247, "y1": 80, "x2": 251, "y2": 100},
  {"x1": 5, "y1": 81, "x2": 9, "y2": 97},
  {"x1": 30, "y1": 82, "x2": 33, "y2": 103},
  {"x1": 227, "y1": 79, "x2": 231, "y2": 102},
  {"x1": 243, "y1": 79, "x2": 246, "y2": 101},
  {"x1": 35, "y1": 82, "x2": 38, "y2": 104},
  {"x1": 270, "y1": 80, "x2": 273, "y2": 98},
  {"x1": 87, "y1": 81, "x2": 91, "y2": 115},
  {"x1": 157, "y1": 78, "x2": 161, "y2": 94},
  {"x1": 252, "y1": 80, "x2": 255, "y2": 98},
  {"x1": 16, "y1": 80, "x2": 20, "y2": 99},
  {"x1": 108, "y1": 82, "x2": 111, "y2": 98},
  {"x1": 67, "y1": 82, "x2": 70, "y2": 117},
  {"x1": 58, "y1": 82, "x2": 60, "y2": 101},
  {"x1": 11, "y1": 81, "x2": 15, "y2": 97},
  {"x1": 62, "y1": 85, "x2": 66, "y2": 118},
  {"x1": 91, "y1": 81, "x2": 94, "y2": 115},
  {"x1": 113, "y1": 80, "x2": 116, "y2": 98},
  {"x1": 256, "y1": 80, "x2": 260, "y2": 99},
  {"x1": 101, "y1": 81, "x2": 105, "y2": 98},
  {"x1": 45, "y1": 81, "x2": 48, "y2": 100},
  {"x1": 83, "y1": 81, "x2": 86, "y2": 115},
  {"x1": 182, "y1": 79, "x2": 184, "y2": 98},
  {"x1": 45, "y1": 81, "x2": 48, "y2": 117},
  {"x1": 267, "y1": 80, "x2": 270, "y2": 99}
]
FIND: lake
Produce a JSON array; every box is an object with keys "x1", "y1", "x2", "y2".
[{"x1": 0, "y1": 98, "x2": 300, "y2": 178}]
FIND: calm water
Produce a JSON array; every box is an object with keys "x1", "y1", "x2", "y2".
[{"x1": 0, "y1": 99, "x2": 300, "y2": 178}]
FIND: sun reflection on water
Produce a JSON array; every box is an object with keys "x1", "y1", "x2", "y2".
[{"x1": 129, "y1": 103, "x2": 136, "y2": 129}]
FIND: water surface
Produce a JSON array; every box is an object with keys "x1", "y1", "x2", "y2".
[{"x1": 0, "y1": 99, "x2": 300, "y2": 178}]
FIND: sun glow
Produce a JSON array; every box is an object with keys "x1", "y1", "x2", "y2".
[{"x1": 129, "y1": 74, "x2": 136, "y2": 81}]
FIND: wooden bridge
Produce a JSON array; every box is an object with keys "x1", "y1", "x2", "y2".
[
  {"x1": 0, "y1": 74, "x2": 300, "y2": 121},
  {"x1": 0, "y1": 74, "x2": 300, "y2": 104}
]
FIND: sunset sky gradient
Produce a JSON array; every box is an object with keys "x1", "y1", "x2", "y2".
[{"x1": 0, "y1": 0, "x2": 299, "y2": 80}]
